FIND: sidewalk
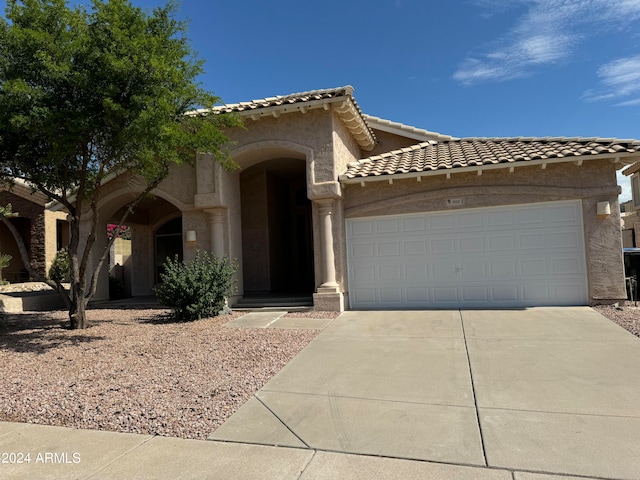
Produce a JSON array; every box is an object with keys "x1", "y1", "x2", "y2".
[{"x1": 0, "y1": 421, "x2": 539, "y2": 479}]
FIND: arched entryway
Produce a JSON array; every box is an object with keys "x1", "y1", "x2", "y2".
[
  {"x1": 97, "y1": 193, "x2": 183, "y2": 299},
  {"x1": 239, "y1": 158, "x2": 314, "y2": 297}
]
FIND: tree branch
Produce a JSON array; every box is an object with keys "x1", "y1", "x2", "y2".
[{"x1": 86, "y1": 175, "x2": 165, "y2": 300}]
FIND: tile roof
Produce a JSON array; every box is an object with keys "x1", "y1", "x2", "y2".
[
  {"x1": 622, "y1": 162, "x2": 640, "y2": 176},
  {"x1": 341, "y1": 137, "x2": 640, "y2": 181},
  {"x1": 213, "y1": 86, "x2": 356, "y2": 114}
]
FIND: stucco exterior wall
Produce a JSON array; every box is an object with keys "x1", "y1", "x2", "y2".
[
  {"x1": 367, "y1": 129, "x2": 427, "y2": 157},
  {"x1": 44, "y1": 209, "x2": 68, "y2": 273},
  {"x1": 342, "y1": 160, "x2": 625, "y2": 303}
]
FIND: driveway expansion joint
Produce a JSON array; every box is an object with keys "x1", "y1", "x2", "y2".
[
  {"x1": 254, "y1": 394, "x2": 311, "y2": 449},
  {"x1": 460, "y1": 309, "x2": 488, "y2": 467}
]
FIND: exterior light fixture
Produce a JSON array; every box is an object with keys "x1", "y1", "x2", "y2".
[
  {"x1": 186, "y1": 230, "x2": 197, "y2": 242},
  {"x1": 596, "y1": 201, "x2": 611, "y2": 218}
]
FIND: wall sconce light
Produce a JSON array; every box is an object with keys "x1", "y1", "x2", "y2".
[
  {"x1": 596, "y1": 201, "x2": 611, "y2": 218},
  {"x1": 186, "y1": 230, "x2": 197, "y2": 242}
]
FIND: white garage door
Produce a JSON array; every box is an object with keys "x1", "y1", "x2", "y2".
[{"x1": 346, "y1": 200, "x2": 588, "y2": 309}]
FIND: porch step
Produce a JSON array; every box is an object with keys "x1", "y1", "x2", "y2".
[{"x1": 232, "y1": 295, "x2": 313, "y2": 311}]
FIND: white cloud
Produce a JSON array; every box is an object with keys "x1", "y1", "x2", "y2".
[
  {"x1": 617, "y1": 98, "x2": 640, "y2": 106},
  {"x1": 454, "y1": 0, "x2": 640, "y2": 86},
  {"x1": 584, "y1": 55, "x2": 640, "y2": 105}
]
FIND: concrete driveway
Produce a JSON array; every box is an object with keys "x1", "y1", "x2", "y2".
[{"x1": 211, "y1": 307, "x2": 640, "y2": 479}]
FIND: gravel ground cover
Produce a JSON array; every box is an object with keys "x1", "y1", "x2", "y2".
[
  {"x1": 1, "y1": 301, "x2": 636, "y2": 441},
  {"x1": 592, "y1": 304, "x2": 640, "y2": 338},
  {"x1": 0, "y1": 308, "x2": 320, "y2": 440}
]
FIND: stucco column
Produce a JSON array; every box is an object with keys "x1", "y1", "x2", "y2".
[
  {"x1": 205, "y1": 208, "x2": 226, "y2": 258},
  {"x1": 205, "y1": 207, "x2": 231, "y2": 310},
  {"x1": 316, "y1": 199, "x2": 339, "y2": 291}
]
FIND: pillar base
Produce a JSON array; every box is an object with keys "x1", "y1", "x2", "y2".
[{"x1": 313, "y1": 291, "x2": 344, "y2": 312}]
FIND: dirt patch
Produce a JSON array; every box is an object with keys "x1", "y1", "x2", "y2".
[{"x1": 0, "y1": 308, "x2": 318, "y2": 439}]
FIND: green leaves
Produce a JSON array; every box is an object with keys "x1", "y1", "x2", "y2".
[
  {"x1": 0, "y1": 203, "x2": 19, "y2": 218},
  {"x1": 155, "y1": 251, "x2": 238, "y2": 321},
  {"x1": 0, "y1": 0, "x2": 240, "y2": 194}
]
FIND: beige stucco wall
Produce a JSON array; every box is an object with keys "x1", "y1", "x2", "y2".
[
  {"x1": 342, "y1": 159, "x2": 626, "y2": 304},
  {"x1": 43, "y1": 209, "x2": 68, "y2": 273},
  {"x1": 367, "y1": 129, "x2": 426, "y2": 157}
]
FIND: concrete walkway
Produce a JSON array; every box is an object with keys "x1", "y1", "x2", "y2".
[{"x1": 2, "y1": 307, "x2": 640, "y2": 479}]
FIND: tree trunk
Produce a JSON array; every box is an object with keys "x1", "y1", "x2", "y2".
[{"x1": 68, "y1": 283, "x2": 88, "y2": 329}]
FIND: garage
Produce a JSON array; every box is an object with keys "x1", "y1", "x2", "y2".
[{"x1": 346, "y1": 200, "x2": 588, "y2": 309}]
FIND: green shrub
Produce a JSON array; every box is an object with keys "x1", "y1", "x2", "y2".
[
  {"x1": 154, "y1": 251, "x2": 237, "y2": 321},
  {"x1": 48, "y1": 249, "x2": 70, "y2": 283},
  {"x1": 0, "y1": 253, "x2": 11, "y2": 284}
]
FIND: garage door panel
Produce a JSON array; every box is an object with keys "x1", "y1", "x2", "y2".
[
  {"x1": 402, "y1": 217, "x2": 426, "y2": 232},
  {"x1": 405, "y1": 264, "x2": 428, "y2": 279},
  {"x1": 547, "y1": 231, "x2": 580, "y2": 249},
  {"x1": 430, "y1": 238, "x2": 456, "y2": 254},
  {"x1": 520, "y1": 258, "x2": 549, "y2": 276},
  {"x1": 546, "y1": 204, "x2": 580, "y2": 223},
  {"x1": 404, "y1": 240, "x2": 427, "y2": 255},
  {"x1": 346, "y1": 201, "x2": 588, "y2": 309},
  {"x1": 376, "y1": 218, "x2": 399, "y2": 233},
  {"x1": 406, "y1": 287, "x2": 429, "y2": 302},
  {"x1": 518, "y1": 232, "x2": 546, "y2": 249},
  {"x1": 458, "y1": 211, "x2": 484, "y2": 228},
  {"x1": 351, "y1": 242, "x2": 375, "y2": 258},
  {"x1": 488, "y1": 235, "x2": 515, "y2": 252},
  {"x1": 350, "y1": 219, "x2": 374, "y2": 235},
  {"x1": 462, "y1": 286, "x2": 489, "y2": 302},
  {"x1": 491, "y1": 285, "x2": 519, "y2": 302},
  {"x1": 377, "y1": 241, "x2": 400, "y2": 256},
  {"x1": 459, "y1": 236, "x2": 485, "y2": 253},
  {"x1": 430, "y1": 215, "x2": 454, "y2": 230},
  {"x1": 487, "y1": 210, "x2": 515, "y2": 227},
  {"x1": 489, "y1": 260, "x2": 518, "y2": 278}
]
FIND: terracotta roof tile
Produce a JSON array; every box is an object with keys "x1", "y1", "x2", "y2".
[
  {"x1": 341, "y1": 138, "x2": 640, "y2": 180},
  {"x1": 214, "y1": 86, "x2": 356, "y2": 114}
]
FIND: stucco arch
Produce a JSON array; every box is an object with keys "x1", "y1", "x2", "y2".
[
  {"x1": 98, "y1": 183, "x2": 188, "y2": 221},
  {"x1": 230, "y1": 140, "x2": 319, "y2": 188}
]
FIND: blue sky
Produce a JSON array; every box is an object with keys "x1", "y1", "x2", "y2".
[{"x1": 2, "y1": 0, "x2": 640, "y2": 198}]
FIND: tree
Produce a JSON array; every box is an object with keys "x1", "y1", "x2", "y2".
[{"x1": 0, "y1": 0, "x2": 240, "y2": 329}]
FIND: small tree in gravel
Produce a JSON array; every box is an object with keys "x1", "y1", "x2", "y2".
[{"x1": 155, "y1": 251, "x2": 237, "y2": 321}]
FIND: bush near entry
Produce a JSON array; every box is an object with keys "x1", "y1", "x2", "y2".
[{"x1": 155, "y1": 251, "x2": 237, "y2": 321}]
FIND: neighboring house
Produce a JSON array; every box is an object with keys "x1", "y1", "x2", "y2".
[
  {"x1": 621, "y1": 165, "x2": 640, "y2": 248},
  {"x1": 74, "y1": 86, "x2": 640, "y2": 310},
  {"x1": 0, "y1": 180, "x2": 69, "y2": 282}
]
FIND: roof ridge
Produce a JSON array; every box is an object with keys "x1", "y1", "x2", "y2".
[{"x1": 215, "y1": 85, "x2": 354, "y2": 111}]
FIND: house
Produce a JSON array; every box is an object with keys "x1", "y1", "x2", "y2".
[
  {"x1": 0, "y1": 179, "x2": 69, "y2": 283},
  {"x1": 78, "y1": 86, "x2": 640, "y2": 310},
  {"x1": 621, "y1": 165, "x2": 640, "y2": 248}
]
